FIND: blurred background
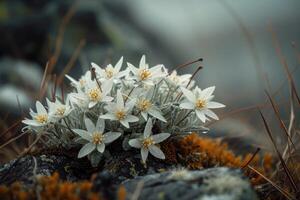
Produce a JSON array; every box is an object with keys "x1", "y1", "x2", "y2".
[{"x1": 0, "y1": 0, "x2": 299, "y2": 160}]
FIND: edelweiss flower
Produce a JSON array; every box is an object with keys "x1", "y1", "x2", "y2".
[
  {"x1": 22, "y1": 101, "x2": 49, "y2": 127},
  {"x1": 167, "y1": 70, "x2": 192, "y2": 88},
  {"x1": 84, "y1": 79, "x2": 113, "y2": 108},
  {"x1": 135, "y1": 89, "x2": 166, "y2": 122},
  {"x1": 129, "y1": 119, "x2": 170, "y2": 163},
  {"x1": 180, "y1": 86, "x2": 225, "y2": 123},
  {"x1": 127, "y1": 55, "x2": 167, "y2": 85},
  {"x1": 100, "y1": 90, "x2": 139, "y2": 128},
  {"x1": 66, "y1": 70, "x2": 91, "y2": 91},
  {"x1": 72, "y1": 117, "x2": 121, "y2": 158},
  {"x1": 46, "y1": 98, "x2": 72, "y2": 121},
  {"x1": 91, "y1": 57, "x2": 128, "y2": 81}
]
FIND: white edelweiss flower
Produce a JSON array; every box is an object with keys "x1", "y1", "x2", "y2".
[
  {"x1": 65, "y1": 70, "x2": 91, "y2": 91},
  {"x1": 100, "y1": 90, "x2": 139, "y2": 128},
  {"x1": 46, "y1": 98, "x2": 72, "y2": 121},
  {"x1": 72, "y1": 117, "x2": 121, "y2": 158},
  {"x1": 85, "y1": 79, "x2": 113, "y2": 108},
  {"x1": 180, "y1": 86, "x2": 225, "y2": 123},
  {"x1": 22, "y1": 101, "x2": 50, "y2": 127},
  {"x1": 167, "y1": 70, "x2": 192, "y2": 88},
  {"x1": 91, "y1": 56, "x2": 128, "y2": 82},
  {"x1": 135, "y1": 88, "x2": 166, "y2": 122},
  {"x1": 68, "y1": 91, "x2": 89, "y2": 110},
  {"x1": 127, "y1": 55, "x2": 166, "y2": 86},
  {"x1": 128, "y1": 119, "x2": 170, "y2": 163}
]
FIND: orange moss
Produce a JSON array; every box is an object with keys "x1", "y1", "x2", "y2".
[
  {"x1": 0, "y1": 172, "x2": 101, "y2": 200},
  {"x1": 162, "y1": 133, "x2": 273, "y2": 185},
  {"x1": 117, "y1": 185, "x2": 126, "y2": 200}
]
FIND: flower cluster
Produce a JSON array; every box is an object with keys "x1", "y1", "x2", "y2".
[{"x1": 22, "y1": 55, "x2": 225, "y2": 165}]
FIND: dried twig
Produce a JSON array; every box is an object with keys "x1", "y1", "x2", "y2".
[
  {"x1": 248, "y1": 165, "x2": 295, "y2": 200},
  {"x1": 0, "y1": 130, "x2": 29, "y2": 150},
  {"x1": 259, "y1": 110, "x2": 298, "y2": 192},
  {"x1": 57, "y1": 39, "x2": 86, "y2": 86}
]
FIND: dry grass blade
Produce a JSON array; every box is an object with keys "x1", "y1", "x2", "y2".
[
  {"x1": 265, "y1": 91, "x2": 296, "y2": 151},
  {"x1": 268, "y1": 23, "x2": 300, "y2": 106},
  {"x1": 241, "y1": 148, "x2": 260, "y2": 169},
  {"x1": 172, "y1": 58, "x2": 203, "y2": 72},
  {"x1": 17, "y1": 133, "x2": 42, "y2": 158},
  {"x1": 0, "y1": 130, "x2": 29, "y2": 150},
  {"x1": 248, "y1": 165, "x2": 295, "y2": 200},
  {"x1": 52, "y1": 74, "x2": 57, "y2": 101},
  {"x1": 258, "y1": 110, "x2": 298, "y2": 192},
  {"x1": 48, "y1": 1, "x2": 78, "y2": 73},
  {"x1": 0, "y1": 119, "x2": 22, "y2": 138},
  {"x1": 39, "y1": 62, "x2": 49, "y2": 99},
  {"x1": 57, "y1": 39, "x2": 86, "y2": 86}
]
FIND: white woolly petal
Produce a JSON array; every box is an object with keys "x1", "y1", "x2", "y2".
[
  {"x1": 201, "y1": 86, "x2": 215, "y2": 98},
  {"x1": 195, "y1": 110, "x2": 207, "y2": 123},
  {"x1": 127, "y1": 62, "x2": 138, "y2": 74},
  {"x1": 104, "y1": 132, "x2": 121, "y2": 143},
  {"x1": 141, "y1": 148, "x2": 149, "y2": 163},
  {"x1": 100, "y1": 113, "x2": 117, "y2": 120},
  {"x1": 129, "y1": 138, "x2": 142, "y2": 148},
  {"x1": 143, "y1": 119, "x2": 152, "y2": 137},
  {"x1": 149, "y1": 145, "x2": 165, "y2": 159},
  {"x1": 36, "y1": 101, "x2": 47, "y2": 114},
  {"x1": 22, "y1": 119, "x2": 43, "y2": 127},
  {"x1": 88, "y1": 101, "x2": 97, "y2": 108},
  {"x1": 102, "y1": 80, "x2": 113, "y2": 96},
  {"x1": 152, "y1": 133, "x2": 170, "y2": 144},
  {"x1": 204, "y1": 109, "x2": 219, "y2": 120},
  {"x1": 115, "y1": 56, "x2": 123, "y2": 72},
  {"x1": 72, "y1": 129, "x2": 92, "y2": 141},
  {"x1": 206, "y1": 101, "x2": 225, "y2": 109},
  {"x1": 180, "y1": 102, "x2": 195, "y2": 110},
  {"x1": 96, "y1": 117, "x2": 105, "y2": 133},
  {"x1": 148, "y1": 108, "x2": 166, "y2": 122},
  {"x1": 125, "y1": 115, "x2": 139, "y2": 123},
  {"x1": 139, "y1": 55, "x2": 146, "y2": 68},
  {"x1": 102, "y1": 96, "x2": 114, "y2": 102},
  {"x1": 78, "y1": 143, "x2": 95, "y2": 158},
  {"x1": 97, "y1": 143, "x2": 105, "y2": 153},
  {"x1": 116, "y1": 90, "x2": 124, "y2": 108},
  {"x1": 181, "y1": 87, "x2": 196, "y2": 102},
  {"x1": 84, "y1": 117, "x2": 95, "y2": 133},
  {"x1": 126, "y1": 99, "x2": 136, "y2": 112},
  {"x1": 141, "y1": 112, "x2": 148, "y2": 121},
  {"x1": 120, "y1": 120, "x2": 130, "y2": 128}
]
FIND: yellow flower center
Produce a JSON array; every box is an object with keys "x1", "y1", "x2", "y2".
[
  {"x1": 35, "y1": 114, "x2": 48, "y2": 124},
  {"x1": 56, "y1": 107, "x2": 66, "y2": 116},
  {"x1": 137, "y1": 99, "x2": 152, "y2": 112},
  {"x1": 142, "y1": 137, "x2": 154, "y2": 148},
  {"x1": 88, "y1": 88, "x2": 102, "y2": 102},
  {"x1": 195, "y1": 99, "x2": 206, "y2": 109},
  {"x1": 105, "y1": 68, "x2": 114, "y2": 79},
  {"x1": 139, "y1": 69, "x2": 151, "y2": 80},
  {"x1": 115, "y1": 110, "x2": 126, "y2": 120},
  {"x1": 92, "y1": 132, "x2": 104, "y2": 145}
]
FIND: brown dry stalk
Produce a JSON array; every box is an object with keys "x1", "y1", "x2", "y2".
[
  {"x1": 259, "y1": 110, "x2": 298, "y2": 192},
  {"x1": 57, "y1": 39, "x2": 86, "y2": 86},
  {"x1": 0, "y1": 130, "x2": 29, "y2": 150},
  {"x1": 268, "y1": 22, "x2": 300, "y2": 106},
  {"x1": 248, "y1": 165, "x2": 295, "y2": 200}
]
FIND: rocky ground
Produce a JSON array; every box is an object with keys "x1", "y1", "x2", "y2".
[{"x1": 0, "y1": 154, "x2": 258, "y2": 200}]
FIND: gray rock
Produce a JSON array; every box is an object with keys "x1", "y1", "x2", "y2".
[{"x1": 122, "y1": 167, "x2": 258, "y2": 200}]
